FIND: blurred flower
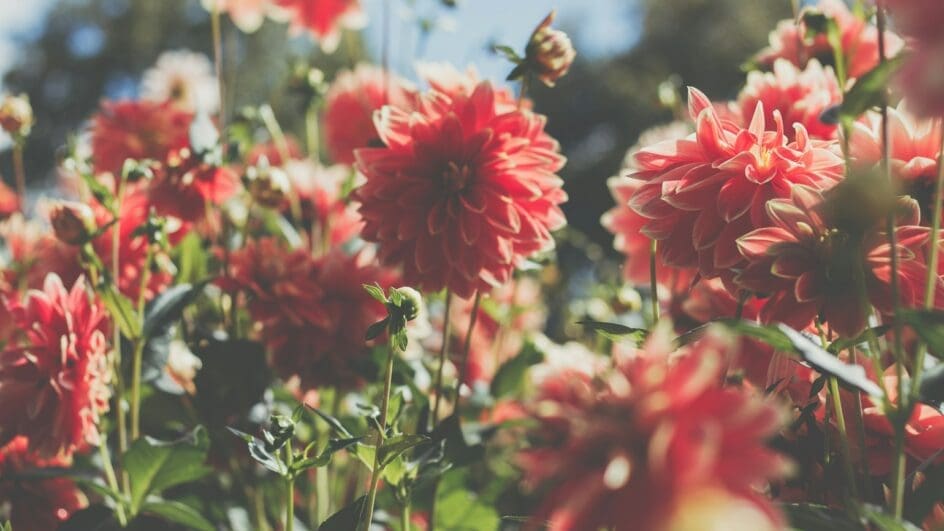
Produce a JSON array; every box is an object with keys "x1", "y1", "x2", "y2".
[
  {"x1": 849, "y1": 104, "x2": 942, "y2": 223},
  {"x1": 519, "y1": 324, "x2": 789, "y2": 531},
  {"x1": 0, "y1": 93, "x2": 33, "y2": 138},
  {"x1": 141, "y1": 50, "x2": 220, "y2": 114},
  {"x1": 884, "y1": 0, "x2": 944, "y2": 42},
  {"x1": 148, "y1": 145, "x2": 240, "y2": 222},
  {"x1": 416, "y1": 62, "x2": 521, "y2": 112},
  {"x1": 895, "y1": 41, "x2": 944, "y2": 117},
  {"x1": 755, "y1": 0, "x2": 903, "y2": 80},
  {"x1": 529, "y1": 334, "x2": 607, "y2": 388},
  {"x1": 0, "y1": 180, "x2": 20, "y2": 219},
  {"x1": 524, "y1": 10, "x2": 576, "y2": 87},
  {"x1": 738, "y1": 59, "x2": 841, "y2": 141},
  {"x1": 275, "y1": 0, "x2": 366, "y2": 52},
  {"x1": 736, "y1": 186, "x2": 935, "y2": 337},
  {"x1": 0, "y1": 437, "x2": 86, "y2": 531},
  {"x1": 629, "y1": 88, "x2": 843, "y2": 280},
  {"x1": 48, "y1": 200, "x2": 96, "y2": 245},
  {"x1": 89, "y1": 100, "x2": 192, "y2": 177},
  {"x1": 283, "y1": 160, "x2": 363, "y2": 247},
  {"x1": 244, "y1": 159, "x2": 291, "y2": 208},
  {"x1": 164, "y1": 339, "x2": 202, "y2": 395},
  {"x1": 0, "y1": 274, "x2": 110, "y2": 459},
  {"x1": 202, "y1": 0, "x2": 273, "y2": 33},
  {"x1": 323, "y1": 64, "x2": 416, "y2": 165},
  {"x1": 355, "y1": 82, "x2": 567, "y2": 298}
]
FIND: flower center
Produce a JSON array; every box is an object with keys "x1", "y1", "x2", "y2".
[{"x1": 442, "y1": 161, "x2": 473, "y2": 194}]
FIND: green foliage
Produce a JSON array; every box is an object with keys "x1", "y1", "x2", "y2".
[
  {"x1": 577, "y1": 319, "x2": 647, "y2": 342},
  {"x1": 838, "y1": 55, "x2": 906, "y2": 121},
  {"x1": 122, "y1": 427, "x2": 212, "y2": 515},
  {"x1": 434, "y1": 471, "x2": 500, "y2": 531},
  {"x1": 319, "y1": 495, "x2": 367, "y2": 531},
  {"x1": 99, "y1": 286, "x2": 142, "y2": 340},
  {"x1": 140, "y1": 500, "x2": 214, "y2": 531}
]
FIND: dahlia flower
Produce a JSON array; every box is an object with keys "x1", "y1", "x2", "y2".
[
  {"x1": 141, "y1": 50, "x2": 220, "y2": 114},
  {"x1": 0, "y1": 274, "x2": 110, "y2": 459},
  {"x1": 416, "y1": 62, "x2": 521, "y2": 112},
  {"x1": 895, "y1": 41, "x2": 944, "y2": 117},
  {"x1": 355, "y1": 82, "x2": 567, "y2": 298},
  {"x1": 736, "y1": 185, "x2": 935, "y2": 337},
  {"x1": 755, "y1": 0, "x2": 903, "y2": 80},
  {"x1": 885, "y1": 0, "x2": 944, "y2": 41},
  {"x1": 283, "y1": 160, "x2": 363, "y2": 247},
  {"x1": 0, "y1": 437, "x2": 86, "y2": 531},
  {"x1": 0, "y1": 180, "x2": 18, "y2": 218},
  {"x1": 148, "y1": 143, "x2": 240, "y2": 222},
  {"x1": 48, "y1": 200, "x2": 96, "y2": 245},
  {"x1": 738, "y1": 59, "x2": 841, "y2": 141},
  {"x1": 849, "y1": 104, "x2": 942, "y2": 223},
  {"x1": 629, "y1": 88, "x2": 843, "y2": 279},
  {"x1": 268, "y1": 249, "x2": 399, "y2": 391},
  {"x1": 90, "y1": 100, "x2": 192, "y2": 177},
  {"x1": 519, "y1": 324, "x2": 789, "y2": 531},
  {"x1": 323, "y1": 64, "x2": 416, "y2": 165},
  {"x1": 0, "y1": 93, "x2": 33, "y2": 138},
  {"x1": 275, "y1": 0, "x2": 366, "y2": 53},
  {"x1": 524, "y1": 10, "x2": 576, "y2": 87}
]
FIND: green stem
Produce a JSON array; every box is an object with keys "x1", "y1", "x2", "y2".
[
  {"x1": 401, "y1": 500, "x2": 411, "y2": 531},
  {"x1": 829, "y1": 377, "x2": 860, "y2": 504},
  {"x1": 286, "y1": 442, "x2": 295, "y2": 531},
  {"x1": 431, "y1": 291, "x2": 452, "y2": 429},
  {"x1": 360, "y1": 342, "x2": 398, "y2": 531},
  {"x1": 211, "y1": 1, "x2": 225, "y2": 133},
  {"x1": 456, "y1": 291, "x2": 482, "y2": 390},
  {"x1": 12, "y1": 141, "x2": 25, "y2": 209},
  {"x1": 98, "y1": 440, "x2": 128, "y2": 526},
  {"x1": 649, "y1": 239, "x2": 659, "y2": 322},
  {"x1": 129, "y1": 243, "x2": 153, "y2": 440}
]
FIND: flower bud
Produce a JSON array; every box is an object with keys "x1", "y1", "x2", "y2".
[
  {"x1": 0, "y1": 93, "x2": 34, "y2": 138},
  {"x1": 244, "y1": 158, "x2": 291, "y2": 208},
  {"x1": 525, "y1": 11, "x2": 576, "y2": 87},
  {"x1": 49, "y1": 200, "x2": 96, "y2": 245},
  {"x1": 392, "y1": 286, "x2": 422, "y2": 322}
]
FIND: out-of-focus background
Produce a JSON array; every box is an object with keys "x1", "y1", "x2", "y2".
[{"x1": 0, "y1": 0, "x2": 789, "y2": 264}]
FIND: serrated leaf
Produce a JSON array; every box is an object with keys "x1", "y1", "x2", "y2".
[
  {"x1": 227, "y1": 427, "x2": 286, "y2": 476},
  {"x1": 141, "y1": 499, "x2": 215, "y2": 531},
  {"x1": 363, "y1": 283, "x2": 387, "y2": 304},
  {"x1": 122, "y1": 427, "x2": 211, "y2": 514}
]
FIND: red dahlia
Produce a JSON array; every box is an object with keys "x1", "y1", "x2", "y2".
[
  {"x1": 0, "y1": 437, "x2": 86, "y2": 531},
  {"x1": 90, "y1": 100, "x2": 192, "y2": 177},
  {"x1": 519, "y1": 324, "x2": 789, "y2": 531},
  {"x1": 736, "y1": 186, "x2": 937, "y2": 337},
  {"x1": 629, "y1": 88, "x2": 843, "y2": 279},
  {"x1": 275, "y1": 0, "x2": 365, "y2": 52},
  {"x1": 0, "y1": 274, "x2": 110, "y2": 459},
  {"x1": 355, "y1": 82, "x2": 567, "y2": 298}
]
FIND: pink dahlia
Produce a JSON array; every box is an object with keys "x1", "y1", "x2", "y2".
[
  {"x1": 895, "y1": 41, "x2": 944, "y2": 117},
  {"x1": 323, "y1": 64, "x2": 416, "y2": 165},
  {"x1": 736, "y1": 185, "x2": 936, "y2": 337},
  {"x1": 519, "y1": 324, "x2": 789, "y2": 531},
  {"x1": 884, "y1": 0, "x2": 944, "y2": 43},
  {"x1": 0, "y1": 437, "x2": 86, "y2": 531},
  {"x1": 90, "y1": 100, "x2": 192, "y2": 177},
  {"x1": 629, "y1": 88, "x2": 843, "y2": 279},
  {"x1": 148, "y1": 145, "x2": 240, "y2": 223},
  {"x1": 275, "y1": 0, "x2": 365, "y2": 52},
  {"x1": 355, "y1": 82, "x2": 567, "y2": 298},
  {"x1": 0, "y1": 274, "x2": 110, "y2": 459},
  {"x1": 738, "y1": 59, "x2": 841, "y2": 141},
  {"x1": 755, "y1": 0, "x2": 903, "y2": 80},
  {"x1": 416, "y1": 62, "x2": 522, "y2": 112},
  {"x1": 849, "y1": 104, "x2": 942, "y2": 223}
]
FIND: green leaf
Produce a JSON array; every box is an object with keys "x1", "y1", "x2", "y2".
[
  {"x1": 493, "y1": 44, "x2": 522, "y2": 63},
  {"x1": 862, "y1": 504, "x2": 922, "y2": 531},
  {"x1": 141, "y1": 282, "x2": 208, "y2": 340},
  {"x1": 363, "y1": 283, "x2": 387, "y2": 304},
  {"x1": 100, "y1": 286, "x2": 141, "y2": 339},
  {"x1": 173, "y1": 232, "x2": 208, "y2": 285},
  {"x1": 724, "y1": 320, "x2": 796, "y2": 352},
  {"x1": 307, "y1": 404, "x2": 354, "y2": 438},
  {"x1": 226, "y1": 427, "x2": 286, "y2": 476},
  {"x1": 122, "y1": 426, "x2": 212, "y2": 514},
  {"x1": 576, "y1": 319, "x2": 647, "y2": 342},
  {"x1": 918, "y1": 363, "x2": 944, "y2": 408},
  {"x1": 901, "y1": 309, "x2": 944, "y2": 359},
  {"x1": 827, "y1": 325, "x2": 891, "y2": 354},
  {"x1": 777, "y1": 324, "x2": 884, "y2": 397},
  {"x1": 81, "y1": 172, "x2": 116, "y2": 213},
  {"x1": 378, "y1": 434, "x2": 429, "y2": 469},
  {"x1": 491, "y1": 342, "x2": 543, "y2": 398},
  {"x1": 782, "y1": 503, "x2": 861, "y2": 531},
  {"x1": 365, "y1": 318, "x2": 388, "y2": 341},
  {"x1": 141, "y1": 499, "x2": 214, "y2": 531},
  {"x1": 292, "y1": 437, "x2": 361, "y2": 473},
  {"x1": 839, "y1": 54, "x2": 906, "y2": 121},
  {"x1": 318, "y1": 495, "x2": 367, "y2": 531},
  {"x1": 429, "y1": 414, "x2": 488, "y2": 468},
  {"x1": 435, "y1": 482, "x2": 500, "y2": 530}
]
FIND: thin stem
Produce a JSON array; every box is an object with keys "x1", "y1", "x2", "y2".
[
  {"x1": 286, "y1": 442, "x2": 295, "y2": 531},
  {"x1": 431, "y1": 291, "x2": 452, "y2": 429},
  {"x1": 12, "y1": 141, "x2": 25, "y2": 209},
  {"x1": 649, "y1": 239, "x2": 659, "y2": 322},
  {"x1": 305, "y1": 103, "x2": 320, "y2": 160},
  {"x1": 316, "y1": 464, "x2": 330, "y2": 525},
  {"x1": 401, "y1": 501, "x2": 411, "y2": 531},
  {"x1": 211, "y1": 0, "x2": 225, "y2": 133},
  {"x1": 456, "y1": 291, "x2": 482, "y2": 390},
  {"x1": 98, "y1": 440, "x2": 128, "y2": 526},
  {"x1": 360, "y1": 342, "x2": 398, "y2": 531},
  {"x1": 914, "y1": 127, "x2": 944, "y2": 393},
  {"x1": 828, "y1": 377, "x2": 860, "y2": 503},
  {"x1": 129, "y1": 244, "x2": 153, "y2": 440},
  {"x1": 851, "y1": 347, "x2": 874, "y2": 502}
]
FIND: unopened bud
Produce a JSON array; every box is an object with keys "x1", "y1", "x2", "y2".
[
  {"x1": 525, "y1": 11, "x2": 576, "y2": 87},
  {"x1": 391, "y1": 286, "x2": 422, "y2": 322},
  {"x1": 49, "y1": 200, "x2": 96, "y2": 245},
  {"x1": 0, "y1": 93, "x2": 33, "y2": 138}
]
